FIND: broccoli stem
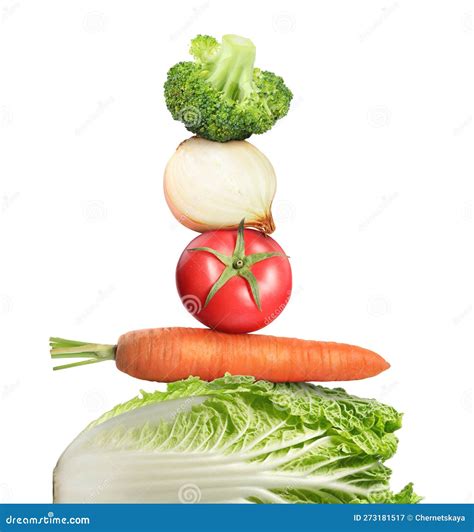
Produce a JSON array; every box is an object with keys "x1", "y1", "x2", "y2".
[{"x1": 206, "y1": 34, "x2": 256, "y2": 102}]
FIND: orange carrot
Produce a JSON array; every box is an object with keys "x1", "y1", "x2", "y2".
[{"x1": 50, "y1": 327, "x2": 389, "y2": 383}]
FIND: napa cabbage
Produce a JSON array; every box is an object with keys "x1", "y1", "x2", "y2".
[{"x1": 54, "y1": 376, "x2": 420, "y2": 504}]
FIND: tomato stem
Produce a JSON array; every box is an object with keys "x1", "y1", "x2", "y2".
[{"x1": 187, "y1": 219, "x2": 285, "y2": 311}]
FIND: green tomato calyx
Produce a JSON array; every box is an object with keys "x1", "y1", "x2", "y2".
[{"x1": 188, "y1": 219, "x2": 285, "y2": 311}]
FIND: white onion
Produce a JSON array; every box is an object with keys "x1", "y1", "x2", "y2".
[{"x1": 164, "y1": 137, "x2": 276, "y2": 233}]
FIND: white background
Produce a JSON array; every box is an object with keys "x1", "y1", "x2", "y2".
[{"x1": 0, "y1": 0, "x2": 472, "y2": 504}]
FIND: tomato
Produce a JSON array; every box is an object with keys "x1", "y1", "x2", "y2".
[{"x1": 176, "y1": 223, "x2": 292, "y2": 334}]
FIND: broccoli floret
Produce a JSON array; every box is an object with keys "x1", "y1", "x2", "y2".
[
  {"x1": 164, "y1": 34, "x2": 293, "y2": 142},
  {"x1": 189, "y1": 34, "x2": 220, "y2": 64}
]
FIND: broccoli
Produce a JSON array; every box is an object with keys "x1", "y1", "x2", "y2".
[{"x1": 164, "y1": 34, "x2": 293, "y2": 142}]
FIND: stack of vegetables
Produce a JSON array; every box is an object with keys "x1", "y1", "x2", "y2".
[{"x1": 51, "y1": 35, "x2": 420, "y2": 504}]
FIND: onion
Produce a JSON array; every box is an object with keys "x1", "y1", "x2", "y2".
[{"x1": 164, "y1": 137, "x2": 276, "y2": 233}]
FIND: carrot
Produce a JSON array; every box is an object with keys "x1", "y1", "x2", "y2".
[{"x1": 50, "y1": 328, "x2": 389, "y2": 383}]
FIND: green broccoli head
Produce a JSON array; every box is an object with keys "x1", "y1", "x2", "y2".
[{"x1": 164, "y1": 34, "x2": 293, "y2": 142}]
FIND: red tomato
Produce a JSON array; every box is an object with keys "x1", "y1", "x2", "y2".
[{"x1": 176, "y1": 226, "x2": 292, "y2": 334}]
